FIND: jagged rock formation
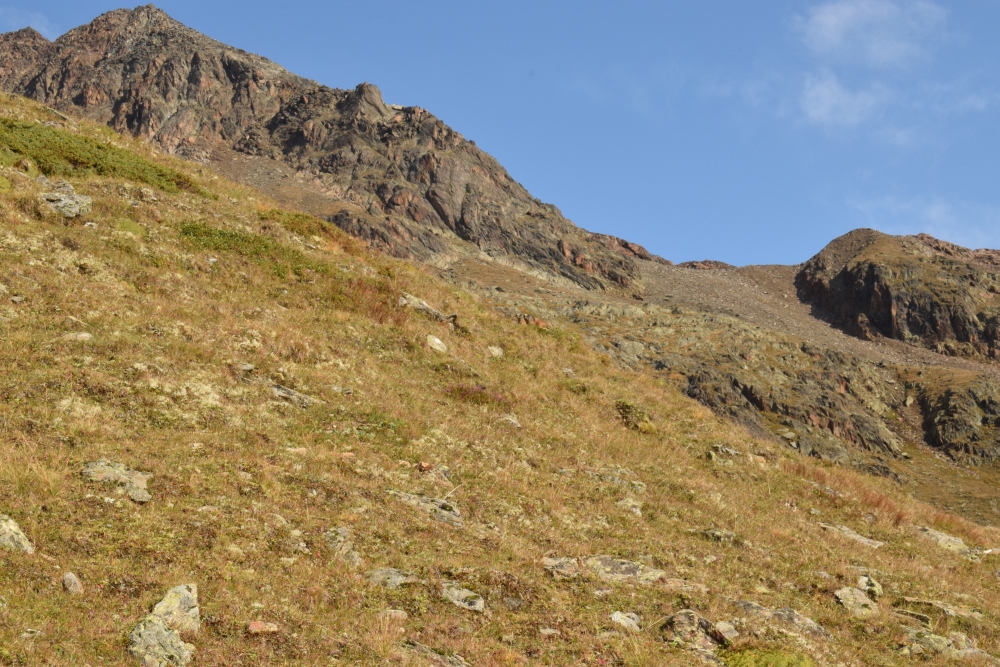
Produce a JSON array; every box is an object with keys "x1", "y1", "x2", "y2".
[
  {"x1": 797, "y1": 229, "x2": 1000, "y2": 359},
  {"x1": 0, "y1": 5, "x2": 662, "y2": 289}
]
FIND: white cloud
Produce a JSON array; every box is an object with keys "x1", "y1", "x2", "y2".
[
  {"x1": 795, "y1": 0, "x2": 946, "y2": 68},
  {"x1": 0, "y1": 7, "x2": 57, "y2": 40},
  {"x1": 849, "y1": 195, "x2": 1000, "y2": 249},
  {"x1": 800, "y1": 71, "x2": 888, "y2": 127}
]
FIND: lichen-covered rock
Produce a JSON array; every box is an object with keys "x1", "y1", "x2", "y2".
[
  {"x1": 388, "y1": 490, "x2": 463, "y2": 526},
  {"x1": 541, "y1": 557, "x2": 581, "y2": 581},
  {"x1": 324, "y1": 527, "x2": 362, "y2": 567},
  {"x1": 442, "y1": 582, "x2": 484, "y2": 612},
  {"x1": 917, "y1": 526, "x2": 983, "y2": 560},
  {"x1": 819, "y1": 523, "x2": 884, "y2": 549},
  {"x1": 0, "y1": 514, "x2": 33, "y2": 554},
  {"x1": 734, "y1": 600, "x2": 827, "y2": 637},
  {"x1": 585, "y1": 555, "x2": 665, "y2": 584},
  {"x1": 368, "y1": 568, "x2": 420, "y2": 589},
  {"x1": 858, "y1": 574, "x2": 883, "y2": 600},
  {"x1": 128, "y1": 615, "x2": 194, "y2": 667},
  {"x1": 151, "y1": 584, "x2": 200, "y2": 634},
  {"x1": 38, "y1": 191, "x2": 92, "y2": 218},
  {"x1": 82, "y1": 460, "x2": 152, "y2": 503},
  {"x1": 835, "y1": 587, "x2": 877, "y2": 618},
  {"x1": 610, "y1": 611, "x2": 641, "y2": 632}
]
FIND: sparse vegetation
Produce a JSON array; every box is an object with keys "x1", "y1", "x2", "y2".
[{"x1": 0, "y1": 96, "x2": 998, "y2": 666}]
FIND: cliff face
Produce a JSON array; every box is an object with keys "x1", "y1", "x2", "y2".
[
  {"x1": 0, "y1": 5, "x2": 662, "y2": 288},
  {"x1": 797, "y1": 229, "x2": 1000, "y2": 359}
]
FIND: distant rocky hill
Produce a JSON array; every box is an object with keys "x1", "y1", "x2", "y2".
[
  {"x1": 0, "y1": 4, "x2": 664, "y2": 289},
  {"x1": 797, "y1": 229, "x2": 1000, "y2": 359}
]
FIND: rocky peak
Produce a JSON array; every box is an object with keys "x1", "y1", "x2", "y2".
[{"x1": 0, "y1": 5, "x2": 663, "y2": 289}]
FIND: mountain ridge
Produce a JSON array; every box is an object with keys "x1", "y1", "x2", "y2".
[{"x1": 0, "y1": 4, "x2": 665, "y2": 290}]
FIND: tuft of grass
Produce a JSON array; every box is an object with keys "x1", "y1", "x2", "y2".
[
  {"x1": 0, "y1": 118, "x2": 198, "y2": 193},
  {"x1": 446, "y1": 383, "x2": 512, "y2": 408},
  {"x1": 615, "y1": 399, "x2": 655, "y2": 433}
]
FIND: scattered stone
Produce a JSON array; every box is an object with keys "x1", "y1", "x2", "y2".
[
  {"x1": 0, "y1": 514, "x2": 34, "y2": 554},
  {"x1": 818, "y1": 523, "x2": 884, "y2": 548},
  {"x1": 733, "y1": 600, "x2": 827, "y2": 637},
  {"x1": 610, "y1": 611, "x2": 641, "y2": 632},
  {"x1": 128, "y1": 615, "x2": 194, "y2": 667},
  {"x1": 398, "y1": 293, "x2": 457, "y2": 323},
  {"x1": 542, "y1": 556, "x2": 582, "y2": 581},
  {"x1": 426, "y1": 335, "x2": 448, "y2": 353},
  {"x1": 539, "y1": 627, "x2": 561, "y2": 638},
  {"x1": 388, "y1": 490, "x2": 463, "y2": 526},
  {"x1": 247, "y1": 621, "x2": 279, "y2": 635},
  {"x1": 442, "y1": 582, "x2": 484, "y2": 612},
  {"x1": 500, "y1": 413, "x2": 521, "y2": 428},
  {"x1": 835, "y1": 587, "x2": 877, "y2": 618},
  {"x1": 714, "y1": 621, "x2": 740, "y2": 643},
  {"x1": 82, "y1": 460, "x2": 153, "y2": 503},
  {"x1": 617, "y1": 497, "x2": 643, "y2": 516},
  {"x1": 417, "y1": 461, "x2": 435, "y2": 473},
  {"x1": 488, "y1": 346, "x2": 504, "y2": 358},
  {"x1": 917, "y1": 526, "x2": 983, "y2": 560},
  {"x1": 585, "y1": 555, "x2": 665, "y2": 584},
  {"x1": 405, "y1": 640, "x2": 472, "y2": 667},
  {"x1": 703, "y1": 528, "x2": 736, "y2": 543},
  {"x1": 64, "y1": 332, "x2": 93, "y2": 342},
  {"x1": 151, "y1": 584, "x2": 200, "y2": 634},
  {"x1": 858, "y1": 574, "x2": 883, "y2": 600},
  {"x1": 38, "y1": 190, "x2": 93, "y2": 218},
  {"x1": 63, "y1": 572, "x2": 84, "y2": 595},
  {"x1": 368, "y1": 568, "x2": 420, "y2": 589},
  {"x1": 323, "y1": 527, "x2": 362, "y2": 567},
  {"x1": 9, "y1": 295, "x2": 24, "y2": 304},
  {"x1": 900, "y1": 628, "x2": 1000, "y2": 662},
  {"x1": 660, "y1": 610, "x2": 726, "y2": 664},
  {"x1": 271, "y1": 384, "x2": 323, "y2": 408},
  {"x1": 896, "y1": 597, "x2": 984, "y2": 622}
]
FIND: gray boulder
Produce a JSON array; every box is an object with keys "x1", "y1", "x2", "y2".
[
  {"x1": 0, "y1": 514, "x2": 33, "y2": 554},
  {"x1": 82, "y1": 460, "x2": 152, "y2": 503}
]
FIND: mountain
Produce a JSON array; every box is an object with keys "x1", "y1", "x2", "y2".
[{"x1": 0, "y1": 4, "x2": 664, "y2": 290}]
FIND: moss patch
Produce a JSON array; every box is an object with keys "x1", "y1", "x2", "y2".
[{"x1": 0, "y1": 119, "x2": 194, "y2": 192}]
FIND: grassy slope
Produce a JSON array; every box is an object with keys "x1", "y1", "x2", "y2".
[{"x1": 0, "y1": 94, "x2": 997, "y2": 666}]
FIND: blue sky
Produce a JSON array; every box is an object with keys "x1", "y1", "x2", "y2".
[{"x1": 6, "y1": 1, "x2": 1000, "y2": 265}]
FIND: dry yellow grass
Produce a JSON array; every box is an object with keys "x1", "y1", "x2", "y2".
[{"x1": 0, "y1": 94, "x2": 996, "y2": 666}]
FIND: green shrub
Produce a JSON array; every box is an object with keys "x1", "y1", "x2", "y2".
[{"x1": 0, "y1": 119, "x2": 195, "y2": 192}]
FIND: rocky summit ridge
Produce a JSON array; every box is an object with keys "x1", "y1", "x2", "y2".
[{"x1": 0, "y1": 4, "x2": 663, "y2": 290}]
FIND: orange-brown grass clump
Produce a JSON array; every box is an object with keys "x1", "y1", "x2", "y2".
[{"x1": 0, "y1": 94, "x2": 998, "y2": 667}]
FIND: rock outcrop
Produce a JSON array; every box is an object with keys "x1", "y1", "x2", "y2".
[
  {"x1": 797, "y1": 229, "x2": 1000, "y2": 359},
  {"x1": 0, "y1": 5, "x2": 662, "y2": 289}
]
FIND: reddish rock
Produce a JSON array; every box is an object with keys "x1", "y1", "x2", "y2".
[{"x1": 247, "y1": 621, "x2": 279, "y2": 635}]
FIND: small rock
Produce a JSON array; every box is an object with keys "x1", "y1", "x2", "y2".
[
  {"x1": 63, "y1": 572, "x2": 84, "y2": 595},
  {"x1": 39, "y1": 192, "x2": 93, "y2": 218},
  {"x1": 271, "y1": 384, "x2": 323, "y2": 408},
  {"x1": 82, "y1": 460, "x2": 152, "y2": 503},
  {"x1": 585, "y1": 555, "x2": 665, "y2": 584},
  {"x1": 617, "y1": 498, "x2": 643, "y2": 517},
  {"x1": 917, "y1": 526, "x2": 983, "y2": 560},
  {"x1": 388, "y1": 490, "x2": 462, "y2": 526},
  {"x1": 0, "y1": 514, "x2": 33, "y2": 554},
  {"x1": 542, "y1": 556, "x2": 582, "y2": 581},
  {"x1": 247, "y1": 621, "x2": 279, "y2": 635},
  {"x1": 9, "y1": 295, "x2": 24, "y2": 304},
  {"x1": 488, "y1": 346, "x2": 504, "y2": 358},
  {"x1": 417, "y1": 462, "x2": 435, "y2": 473},
  {"x1": 128, "y1": 615, "x2": 194, "y2": 667},
  {"x1": 702, "y1": 528, "x2": 736, "y2": 543},
  {"x1": 714, "y1": 621, "x2": 739, "y2": 644},
  {"x1": 405, "y1": 640, "x2": 472, "y2": 667},
  {"x1": 610, "y1": 611, "x2": 641, "y2": 632},
  {"x1": 660, "y1": 609, "x2": 724, "y2": 652},
  {"x1": 323, "y1": 527, "x2": 362, "y2": 567},
  {"x1": 368, "y1": 568, "x2": 420, "y2": 589},
  {"x1": 663, "y1": 578, "x2": 710, "y2": 595},
  {"x1": 426, "y1": 335, "x2": 448, "y2": 353},
  {"x1": 818, "y1": 523, "x2": 884, "y2": 549},
  {"x1": 151, "y1": 584, "x2": 200, "y2": 634},
  {"x1": 63, "y1": 332, "x2": 93, "y2": 342},
  {"x1": 539, "y1": 627, "x2": 561, "y2": 638},
  {"x1": 733, "y1": 600, "x2": 827, "y2": 637},
  {"x1": 500, "y1": 413, "x2": 521, "y2": 428},
  {"x1": 858, "y1": 574, "x2": 883, "y2": 600},
  {"x1": 398, "y1": 293, "x2": 456, "y2": 323},
  {"x1": 835, "y1": 587, "x2": 878, "y2": 618},
  {"x1": 442, "y1": 582, "x2": 484, "y2": 612}
]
